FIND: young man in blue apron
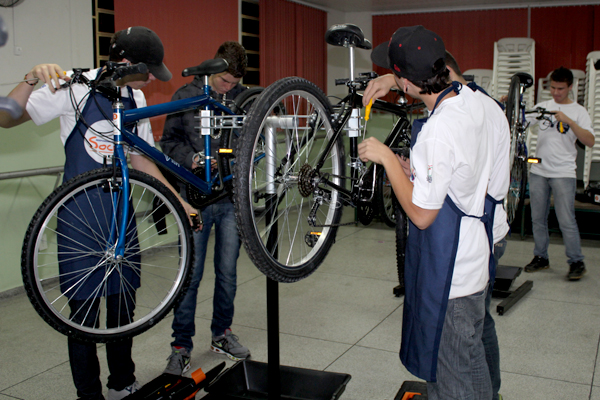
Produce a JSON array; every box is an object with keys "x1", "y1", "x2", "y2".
[
  {"x1": 1, "y1": 27, "x2": 197, "y2": 400},
  {"x1": 358, "y1": 26, "x2": 494, "y2": 399},
  {"x1": 445, "y1": 51, "x2": 511, "y2": 400}
]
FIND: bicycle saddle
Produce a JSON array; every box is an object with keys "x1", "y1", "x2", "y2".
[
  {"x1": 325, "y1": 23, "x2": 372, "y2": 50},
  {"x1": 514, "y1": 72, "x2": 534, "y2": 89},
  {"x1": 182, "y1": 58, "x2": 229, "y2": 77}
]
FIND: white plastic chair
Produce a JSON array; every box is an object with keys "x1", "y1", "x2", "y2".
[{"x1": 463, "y1": 68, "x2": 493, "y2": 93}]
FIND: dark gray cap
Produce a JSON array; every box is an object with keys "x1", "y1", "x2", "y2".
[{"x1": 111, "y1": 26, "x2": 172, "y2": 81}]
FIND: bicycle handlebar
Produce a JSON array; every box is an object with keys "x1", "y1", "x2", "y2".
[{"x1": 0, "y1": 97, "x2": 23, "y2": 119}]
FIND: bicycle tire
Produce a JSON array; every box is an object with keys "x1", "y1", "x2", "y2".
[
  {"x1": 505, "y1": 157, "x2": 527, "y2": 226},
  {"x1": 233, "y1": 76, "x2": 343, "y2": 282},
  {"x1": 504, "y1": 75, "x2": 525, "y2": 224},
  {"x1": 376, "y1": 170, "x2": 396, "y2": 228},
  {"x1": 21, "y1": 168, "x2": 194, "y2": 342},
  {"x1": 394, "y1": 200, "x2": 408, "y2": 296},
  {"x1": 220, "y1": 87, "x2": 265, "y2": 180}
]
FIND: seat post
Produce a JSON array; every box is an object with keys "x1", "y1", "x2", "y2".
[{"x1": 348, "y1": 44, "x2": 355, "y2": 83}]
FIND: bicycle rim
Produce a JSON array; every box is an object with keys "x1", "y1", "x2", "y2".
[
  {"x1": 234, "y1": 77, "x2": 343, "y2": 282},
  {"x1": 21, "y1": 168, "x2": 193, "y2": 342},
  {"x1": 504, "y1": 157, "x2": 526, "y2": 224}
]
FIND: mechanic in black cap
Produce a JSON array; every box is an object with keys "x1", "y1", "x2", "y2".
[
  {"x1": 358, "y1": 25, "x2": 495, "y2": 399},
  {"x1": 0, "y1": 27, "x2": 196, "y2": 400}
]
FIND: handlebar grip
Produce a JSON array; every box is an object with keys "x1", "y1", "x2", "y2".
[
  {"x1": 112, "y1": 63, "x2": 149, "y2": 80},
  {"x1": 0, "y1": 97, "x2": 23, "y2": 120}
]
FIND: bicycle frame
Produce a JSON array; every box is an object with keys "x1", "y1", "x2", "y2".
[
  {"x1": 99, "y1": 71, "x2": 242, "y2": 256},
  {"x1": 319, "y1": 86, "x2": 411, "y2": 204}
]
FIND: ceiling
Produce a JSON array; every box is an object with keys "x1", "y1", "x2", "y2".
[{"x1": 296, "y1": 0, "x2": 599, "y2": 13}]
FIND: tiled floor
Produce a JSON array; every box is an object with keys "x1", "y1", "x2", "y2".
[{"x1": 1, "y1": 214, "x2": 600, "y2": 399}]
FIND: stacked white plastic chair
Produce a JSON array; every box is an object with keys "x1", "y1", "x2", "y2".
[
  {"x1": 491, "y1": 38, "x2": 536, "y2": 156},
  {"x1": 583, "y1": 52, "x2": 600, "y2": 189},
  {"x1": 463, "y1": 68, "x2": 493, "y2": 93},
  {"x1": 491, "y1": 37, "x2": 535, "y2": 108}
]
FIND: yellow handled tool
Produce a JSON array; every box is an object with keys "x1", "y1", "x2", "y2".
[{"x1": 365, "y1": 99, "x2": 373, "y2": 121}]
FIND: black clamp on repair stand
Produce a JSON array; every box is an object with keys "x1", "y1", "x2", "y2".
[
  {"x1": 203, "y1": 196, "x2": 351, "y2": 399},
  {"x1": 492, "y1": 266, "x2": 533, "y2": 315}
]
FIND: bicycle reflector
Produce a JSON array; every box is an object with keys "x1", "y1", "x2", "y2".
[
  {"x1": 219, "y1": 148, "x2": 233, "y2": 153},
  {"x1": 527, "y1": 157, "x2": 542, "y2": 164}
]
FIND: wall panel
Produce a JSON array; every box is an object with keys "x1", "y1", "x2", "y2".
[
  {"x1": 531, "y1": 6, "x2": 595, "y2": 79},
  {"x1": 260, "y1": 0, "x2": 327, "y2": 91},
  {"x1": 115, "y1": 0, "x2": 239, "y2": 139},
  {"x1": 373, "y1": 9, "x2": 528, "y2": 79}
]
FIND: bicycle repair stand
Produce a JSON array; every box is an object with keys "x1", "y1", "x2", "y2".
[
  {"x1": 203, "y1": 199, "x2": 351, "y2": 399},
  {"x1": 492, "y1": 266, "x2": 533, "y2": 315}
]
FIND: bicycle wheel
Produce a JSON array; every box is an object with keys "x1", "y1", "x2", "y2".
[
  {"x1": 220, "y1": 87, "x2": 265, "y2": 178},
  {"x1": 21, "y1": 168, "x2": 194, "y2": 342},
  {"x1": 376, "y1": 170, "x2": 396, "y2": 228},
  {"x1": 233, "y1": 77, "x2": 343, "y2": 282},
  {"x1": 504, "y1": 75, "x2": 525, "y2": 224},
  {"x1": 394, "y1": 200, "x2": 407, "y2": 297},
  {"x1": 505, "y1": 157, "x2": 527, "y2": 225},
  {"x1": 505, "y1": 75, "x2": 521, "y2": 176}
]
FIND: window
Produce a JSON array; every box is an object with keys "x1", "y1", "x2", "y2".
[
  {"x1": 241, "y1": 0, "x2": 259, "y2": 86},
  {"x1": 92, "y1": 0, "x2": 115, "y2": 68}
]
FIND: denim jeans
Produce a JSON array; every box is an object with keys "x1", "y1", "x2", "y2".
[
  {"x1": 427, "y1": 289, "x2": 491, "y2": 400},
  {"x1": 68, "y1": 294, "x2": 136, "y2": 399},
  {"x1": 529, "y1": 173, "x2": 583, "y2": 264},
  {"x1": 171, "y1": 201, "x2": 240, "y2": 350},
  {"x1": 482, "y1": 238, "x2": 507, "y2": 400}
]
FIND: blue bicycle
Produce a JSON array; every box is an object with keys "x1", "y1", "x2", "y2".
[{"x1": 20, "y1": 60, "x2": 263, "y2": 342}]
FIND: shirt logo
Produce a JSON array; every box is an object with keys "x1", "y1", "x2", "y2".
[{"x1": 427, "y1": 165, "x2": 433, "y2": 183}]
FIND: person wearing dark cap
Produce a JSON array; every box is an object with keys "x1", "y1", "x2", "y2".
[
  {"x1": 358, "y1": 25, "x2": 494, "y2": 399},
  {"x1": 160, "y1": 42, "x2": 251, "y2": 375},
  {"x1": 445, "y1": 50, "x2": 510, "y2": 400},
  {"x1": 0, "y1": 27, "x2": 197, "y2": 400}
]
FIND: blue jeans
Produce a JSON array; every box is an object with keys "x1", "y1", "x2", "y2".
[
  {"x1": 68, "y1": 294, "x2": 136, "y2": 399},
  {"x1": 171, "y1": 201, "x2": 240, "y2": 350},
  {"x1": 529, "y1": 173, "x2": 583, "y2": 264},
  {"x1": 482, "y1": 238, "x2": 506, "y2": 400},
  {"x1": 427, "y1": 290, "x2": 491, "y2": 400}
]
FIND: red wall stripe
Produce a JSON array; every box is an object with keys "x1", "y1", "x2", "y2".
[
  {"x1": 530, "y1": 6, "x2": 595, "y2": 79},
  {"x1": 260, "y1": 0, "x2": 327, "y2": 91},
  {"x1": 373, "y1": 9, "x2": 528, "y2": 78},
  {"x1": 114, "y1": 0, "x2": 239, "y2": 139},
  {"x1": 373, "y1": 5, "x2": 599, "y2": 98}
]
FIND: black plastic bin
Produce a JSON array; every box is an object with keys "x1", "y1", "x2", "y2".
[{"x1": 203, "y1": 360, "x2": 351, "y2": 400}]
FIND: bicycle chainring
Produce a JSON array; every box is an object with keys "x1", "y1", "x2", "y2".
[
  {"x1": 186, "y1": 167, "x2": 226, "y2": 208},
  {"x1": 357, "y1": 202, "x2": 375, "y2": 225}
]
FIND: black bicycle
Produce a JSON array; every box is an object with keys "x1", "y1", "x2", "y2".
[{"x1": 232, "y1": 24, "x2": 415, "y2": 283}]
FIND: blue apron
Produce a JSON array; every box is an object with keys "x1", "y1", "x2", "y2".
[
  {"x1": 400, "y1": 82, "x2": 493, "y2": 381},
  {"x1": 57, "y1": 70, "x2": 142, "y2": 300}
]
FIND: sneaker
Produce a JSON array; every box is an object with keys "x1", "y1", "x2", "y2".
[
  {"x1": 567, "y1": 261, "x2": 586, "y2": 281},
  {"x1": 211, "y1": 329, "x2": 251, "y2": 361},
  {"x1": 524, "y1": 256, "x2": 549, "y2": 272},
  {"x1": 164, "y1": 346, "x2": 191, "y2": 375},
  {"x1": 107, "y1": 381, "x2": 140, "y2": 400}
]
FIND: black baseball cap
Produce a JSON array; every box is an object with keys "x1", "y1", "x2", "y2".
[
  {"x1": 111, "y1": 26, "x2": 172, "y2": 81},
  {"x1": 371, "y1": 25, "x2": 446, "y2": 82}
]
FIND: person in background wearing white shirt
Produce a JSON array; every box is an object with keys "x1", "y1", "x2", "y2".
[{"x1": 523, "y1": 66, "x2": 595, "y2": 280}]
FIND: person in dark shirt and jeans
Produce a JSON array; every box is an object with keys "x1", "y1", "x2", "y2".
[{"x1": 160, "y1": 41, "x2": 251, "y2": 375}]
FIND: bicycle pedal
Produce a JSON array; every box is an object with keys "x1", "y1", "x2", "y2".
[{"x1": 304, "y1": 231, "x2": 321, "y2": 247}]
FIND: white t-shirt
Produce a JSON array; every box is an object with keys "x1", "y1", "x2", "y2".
[
  {"x1": 410, "y1": 86, "x2": 493, "y2": 299},
  {"x1": 26, "y1": 68, "x2": 154, "y2": 163},
  {"x1": 474, "y1": 90, "x2": 510, "y2": 244},
  {"x1": 526, "y1": 99, "x2": 593, "y2": 178}
]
